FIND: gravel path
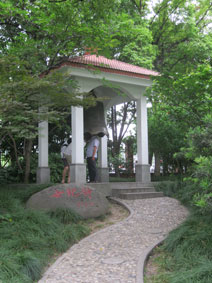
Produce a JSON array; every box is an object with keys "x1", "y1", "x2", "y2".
[{"x1": 39, "y1": 197, "x2": 188, "y2": 283}]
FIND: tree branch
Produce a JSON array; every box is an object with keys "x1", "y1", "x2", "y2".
[
  {"x1": 118, "y1": 102, "x2": 129, "y2": 143},
  {"x1": 196, "y1": 3, "x2": 212, "y2": 27},
  {"x1": 8, "y1": 132, "x2": 23, "y2": 171},
  {"x1": 150, "y1": 0, "x2": 170, "y2": 26}
]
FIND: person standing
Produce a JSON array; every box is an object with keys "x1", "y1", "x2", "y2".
[
  {"x1": 86, "y1": 135, "x2": 99, "y2": 183},
  {"x1": 61, "y1": 138, "x2": 72, "y2": 184}
]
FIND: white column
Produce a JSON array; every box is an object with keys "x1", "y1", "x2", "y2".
[
  {"x1": 136, "y1": 97, "x2": 150, "y2": 182},
  {"x1": 38, "y1": 120, "x2": 49, "y2": 167},
  {"x1": 136, "y1": 97, "x2": 149, "y2": 164},
  {"x1": 97, "y1": 135, "x2": 109, "y2": 182},
  {"x1": 71, "y1": 106, "x2": 84, "y2": 163},
  {"x1": 37, "y1": 110, "x2": 50, "y2": 184},
  {"x1": 70, "y1": 106, "x2": 86, "y2": 183},
  {"x1": 99, "y1": 135, "x2": 108, "y2": 168}
]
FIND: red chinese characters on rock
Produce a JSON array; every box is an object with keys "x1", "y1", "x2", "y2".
[
  {"x1": 51, "y1": 187, "x2": 92, "y2": 199},
  {"x1": 50, "y1": 187, "x2": 94, "y2": 207},
  {"x1": 50, "y1": 190, "x2": 65, "y2": 198},
  {"x1": 66, "y1": 188, "x2": 81, "y2": 198},
  {"x1": 81, "y1": 187, "x2": 92, "y2": 199}
]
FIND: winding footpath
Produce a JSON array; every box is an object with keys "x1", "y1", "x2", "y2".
[{"x1": 39, "y1": 197, "x2": 188, "y2": 283}]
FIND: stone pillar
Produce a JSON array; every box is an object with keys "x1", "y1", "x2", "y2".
[
  {"x1": 70, "y1": 106, "x2": 86, "y2": 183},
  {"x1": 136, "y1": 97, "x2": 150, "y2": 182},
  {"x1": 97, "y1": 135, "x2": 109, "y2": 182},
  {"x1": 36, "y1": 119, "x2": 50, "y2": 184}
]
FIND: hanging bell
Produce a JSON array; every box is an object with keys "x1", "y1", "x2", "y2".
[{"x1": 84, "y1": 101, "x2": 108, "y2": 138}]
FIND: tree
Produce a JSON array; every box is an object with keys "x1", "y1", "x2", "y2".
[
  {"x1": 124, "y1": 135, "x2": 136, "y2": 175},
  {"x1": 144, "y1": 0, "x2": 212, "y2": 176},
  {"x1": 0, "y1": 0, "x2": 117, "y2": 73},
  {"x1": 149, "y1": 0, "x2": 212, "y2": 72},
  {"x1": 0, "y1": 0, "x2": 119, "y2": 182},
  {"x1": 108, "y1": 0, "x2": 156, "y2": 68},
  {"x1": 0, "y1": 56, "x2": 97, "y2": 182},
  {"x1": 148, "y1": 103, "x2": 187, "y2": 175},
  {"x1": 107, "y1": 102, "x2": 136, "y2": 176},
  {"x1": 1, "y1": 0, "x2": 212, "y2": 182}
]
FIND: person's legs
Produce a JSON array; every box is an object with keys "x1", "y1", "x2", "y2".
[
  {"x1": 62, "y1": 158, "x2": 69, "y2": 183},
  {"x1": 62, "y1": 166, "x2": 68, "y2": 183},
  {"x1": 87, "y1": 158, "x2": 92, "y2": 182},
  {"x1": 87, "y1": 157, "x2": 97, "y2": 182},
  {"x1": 67, "y1": 166, "x2": 71, "y2": 183},
  {"x1": 92, "y1": 159, "x2": 97, "y2": 181}
]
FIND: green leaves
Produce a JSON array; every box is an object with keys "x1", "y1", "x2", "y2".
[{"x1": 0, "y1": 0, "x2": 118, "y2": 73}]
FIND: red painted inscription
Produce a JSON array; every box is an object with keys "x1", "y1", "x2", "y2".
[{"x1": 51, "y1": 187, "x2": 93, "y2": 199}]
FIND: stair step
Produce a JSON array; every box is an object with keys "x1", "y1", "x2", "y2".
[
  {"x1": 116, "y1": 192, "x2": 164, "y2": 200},
  {"x1": 112, "y1": 187, "x2": 155, "y2": 196}
]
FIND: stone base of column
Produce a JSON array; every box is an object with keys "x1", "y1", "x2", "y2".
[
  {"x1": 135, "y1": 164, "x2": 150, "y2": 183},
  {"x1": 70, "y1": 164, "x2": 86, "y2": 184},
  {"x1": 97, "y1": 167, "x2": 109, "y2": 183},
  {"x1": 36, "y1": 167, "x2": 50, "y2": 184}
]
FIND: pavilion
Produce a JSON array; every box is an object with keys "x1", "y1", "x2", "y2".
[{"x1": 36, "y1": 54, "x2": 158, "y2": 184}]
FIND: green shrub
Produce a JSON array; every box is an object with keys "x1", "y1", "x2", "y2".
[
  {"x1": 155, "y1": 181, "x2": 180, "y2": 197},
  {"x1": 49, "y1": 152, "x2": 64, "y2": 183},
  {"x1": 160, "y1": 213, "x2": 212, "y2": 283},
  {"x1": 0, "y1": 151, "x2": 63, "y2": 184},
  {"x1": 0, "y1": 248, "x2": 28, "y2": 283},
  {"x1": 0, "y1": 166, "x2": 23, "y2": 184},
  {"x1": 180, "y1": 156, "x2": 212, "y2": 214},
  {"x1": 48, "y1": 208, "x2": 82, "y2": 224},
  {"x1": 30, "y1": 152, "x2": 63, "y2": 183},
  {"x1": 17, "y1": 251, "x2": 42, "y2": 281}
]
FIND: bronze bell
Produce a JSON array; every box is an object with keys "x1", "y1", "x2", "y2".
[{"x1": 84, "y1": 101, "x2": 108, "y2": 138}]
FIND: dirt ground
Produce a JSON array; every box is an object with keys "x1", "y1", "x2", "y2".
[
  {"x1": 87, "y1": 199, "x2": 130, "y2": 233},
  {"x1": 144, "y1": 251, "x2": 161, "y2": 279}
]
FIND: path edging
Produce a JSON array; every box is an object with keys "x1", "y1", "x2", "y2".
[{"x1": 136, "y1": 238, "x2": 165, "y2": 283}]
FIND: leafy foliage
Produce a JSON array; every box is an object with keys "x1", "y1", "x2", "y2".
[{"x1": 0, "y1": 0, "x2": 117, "y2": 183}]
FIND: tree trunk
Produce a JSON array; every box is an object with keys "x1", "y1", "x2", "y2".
[
  {"x1": 125, "y1": 138, "x2": 134, "y2": 175},
  {"x1": 163, "y1": 160, "x2": 169, "y2": 175},
  {"x1": 154, "y1": 152, "x2": 161, "y2": 176},
  {"x1": 24, "y1": 139, "x2": 33, "y2": 183},
  {"x1": 109, "y1": 102, "x2": 136, "y2": 177},
  {"x1": 112, "y1": 141, "x2": 121, "y2": 177},
  {"x1": 8, "y1": 133, "x2": 23, "y2": 171}
]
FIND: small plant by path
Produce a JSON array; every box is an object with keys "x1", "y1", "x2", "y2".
[{"x1": 144, "y1": 247, "x2": 172, "y2": 283}]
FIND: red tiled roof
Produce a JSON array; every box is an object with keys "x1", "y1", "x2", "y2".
[{"x1": 67, "y1": 54, "x2": 159, "y2": 79}]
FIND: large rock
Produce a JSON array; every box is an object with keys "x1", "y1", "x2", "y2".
[{"x1": 26, "y1": 184, "x2": 109, "y2": 219}]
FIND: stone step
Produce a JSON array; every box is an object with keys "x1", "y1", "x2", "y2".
[
  {"x1": 112, "y1": 187, "x2": 155, "y2": 197},
  {"x1": 115, "y1": 191, "x2": 164, "y2": 200},
  {"x1": 110, "y1": 182, "x2": 155, "y2": 189},
  {"x1": 85, "y1": 182, "x2": 157, "y2": 198}
]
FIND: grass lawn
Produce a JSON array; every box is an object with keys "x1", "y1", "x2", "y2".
[{"x1": 0, "y1": 183, "x2": 91, "y2": 283}]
